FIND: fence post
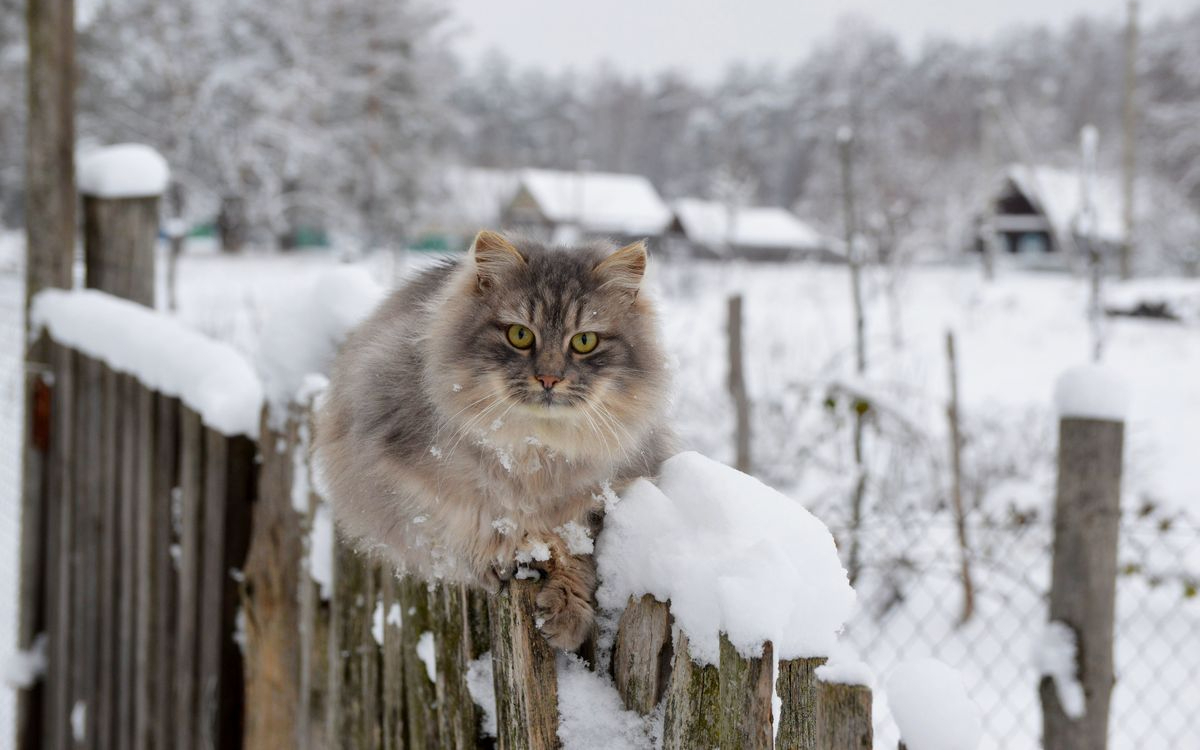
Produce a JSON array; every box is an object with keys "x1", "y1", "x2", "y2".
[
  {"x1": 612, "y1": 594, "x2": 672, "y2": 714},
  {"x1": 718, "y1": 634, "x2": 774, "y2": 750},
  {"x1": 79, "y1": 146, "x2": 167, "y2": 306},
  {"x1": 776, "y1": 656, "x2": 827, "y2": 750},
  {"x1": 242, "y1": 409, "x2": 305, "y2": 750},
  {"x1": 815, "y1": 672, "x2": 873, "y2": 749},
  {"x1": 727, "y1": 295, "x2": 751, "y2": 473},
  {"x1": 1042, "y1": 393, "x2": 1125, "y2": 750},
  {"x1": 662, "y1": 632, "x2": 719, "y2": 749},
  {"x1": 489, "y1": 578, "x2": 559, "y2": 750}
]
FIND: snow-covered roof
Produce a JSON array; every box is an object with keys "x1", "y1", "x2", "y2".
[
  {"x1": 671, "y1": 198, "x2": 825, "y2": 254},
  {"x1": 1004, "y1": 165, "x2": 1125, "y2": 245},
  {"x1": 430, "y1": 167, "x2": 522, "y2": 232},
  {"x1": 513, "y1": 169, "x2": 673, "y2": 236}
]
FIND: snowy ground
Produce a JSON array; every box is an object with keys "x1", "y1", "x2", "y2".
[{"x1": 1, "y1": 234, "x2": 1198, "y2": 747}]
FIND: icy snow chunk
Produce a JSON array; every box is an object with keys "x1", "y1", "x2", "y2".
[
  {"x1": 816, "y1": 658, "x2": 875, "y2": 688},
  {"x1": 596, "y1": 452, "x2": 855, "y2": 665},
  {"x1": 77, "y1": 143, "x2": 169, "y2": 198},
  {"x1": 1054, "y1": 364, "x2": 1130, "y2": 422},
  {"x1": 71, "y1": 700, "x2": 87, "y2": 742},
  {"x1": 466, "y1": 652, "x2": 498, "y2": 737},
  {"x1": 310, "y1": 504, "x2": 336, "y2": 600},
  {"x1": 3, "y1": 633, "x2": 47, "y2": 688},
  {"x1": 371, "y1": 601, "x2": 385, "y2": 646},
  {"x1": 555, "y1": 521, "x2": 594, "y2": 555},
  {"x1": 416, "y1": 631, "x2": 437, "y2": 683},
  {"x1": 257, "y1": 267, "x2": 384, "y2": 426},
  {"x1": 31, "y1": 289, "x2": 263, "y2": 436},
  {"x1": 556, "y1": 654, "x2": 653, "y2": 750},
  {"x1": 886, "y1": 658, "x2": 982, "y2": 750},
  {"x1": 387, "y1": 603, "x2": 402, "y2": 629},
  {"x1": 1035, "y1": 621, "x2": 1085, "y2": 719}
]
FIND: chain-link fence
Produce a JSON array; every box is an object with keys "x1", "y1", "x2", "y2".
[{"x1": 826, "y1": 504, "x2": 1200, "y2": 749}]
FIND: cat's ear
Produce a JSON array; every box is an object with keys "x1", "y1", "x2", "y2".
[
  {"x1": 469, "y1": 230, "x2": 525, "y2": 291},
  {"x1": 593, "y1": 240, "x2": 647, "y2": 298}
]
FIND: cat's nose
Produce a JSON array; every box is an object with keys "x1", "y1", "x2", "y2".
[{"x1": 534, "y1": 374, "x2": 561, "y2": 391}]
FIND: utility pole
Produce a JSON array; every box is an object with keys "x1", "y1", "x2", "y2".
[
  {"x1": 20, "y1": 0, "x2": 77, "y2": 746},
  {"x1": 1120, "y1": 0, "x2": 1139, "y2": 280}
]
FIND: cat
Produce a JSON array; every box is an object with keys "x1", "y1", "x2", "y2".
[{"x1": 313, "y1": 230, "x2": 673, "y2": 649}]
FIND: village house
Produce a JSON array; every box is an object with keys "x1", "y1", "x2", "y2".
[
  {"x1": 500, "y1": 169, "x2": 674, "y2": 245},
  {"x1": 667, "y1": 198, "x2": 835, "y2": 262}
]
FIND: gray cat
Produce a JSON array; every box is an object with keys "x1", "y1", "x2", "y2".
[{"x1": 314, "y1": 231, "x2": 673, "y2": 649}]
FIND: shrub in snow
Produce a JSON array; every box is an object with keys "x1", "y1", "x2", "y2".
[
  {"x1": 1054, "y1": 365, "x2": 1130, "y2": 422},
  {"x1": 886, "y1": 658, "x2": 982, "y2": 750},
  {"x1": 596, "y1": 451, "x2": 855, "y2": 665},
  {"x1": 31, "y1": 289, "x2": 263, "y2": 436},
  {"x1": 77, "y1": 143, "x2": 169, "y2": 199}
]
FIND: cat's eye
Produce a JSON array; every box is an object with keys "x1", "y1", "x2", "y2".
[
  {"x1": 506, "y1": 324, "x2": 535, "y2": 350},
  {"x1": 570, "y1": 332, "x2": 599, "y2": 354}
]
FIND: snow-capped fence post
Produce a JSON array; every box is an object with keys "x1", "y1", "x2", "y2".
[
  {"x1": 717, "y1": 634, "x2": 774, "y2": 749},
  {"x1": 612, "y1": 594, "x2": 673, "y2": 714},
  {"x1": 661, "y1": 632, "x2": 720, "y2": 749},
  {"x1": 489, "y1": 578, "x2": 560, "y2": 750},
  {"x1": 775, "y1": 656, "x2": 827, "y2": 749},
  {"x1": 727, "y1": 294, "x2": 751, "y2": 473},
  {"x1": 815, "y1": 671, "x2": 873, "y2": 749},
  {"x1": 78, "y1": 144, "x2": 170, "y2": 308},
  {"x1": 1042, "y1": 367, "x2": 1127, "y2": 750}
]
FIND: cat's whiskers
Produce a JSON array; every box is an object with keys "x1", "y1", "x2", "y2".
[
  {"x1": 585, "y1": 399, "x2": 636, "y2": 454},
  {"x1": 444, "y1": 393, "x2": 514, "y2": 459},
  {"x1": 433, "y1": 388, "x2": 503, "y2": 444}
]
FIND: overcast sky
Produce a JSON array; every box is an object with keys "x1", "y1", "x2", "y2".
[{"x1": 443, "y1": 0, "x2": 1198, "y2": 79}]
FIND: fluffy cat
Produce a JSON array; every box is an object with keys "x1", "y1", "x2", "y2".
[{"x1": 314, "y1": 231, "x2": 673, "y2": 649}]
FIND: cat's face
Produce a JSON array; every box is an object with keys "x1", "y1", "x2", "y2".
[{"x1": 427, "y1": 232, "x2": 669, "y2": 451}]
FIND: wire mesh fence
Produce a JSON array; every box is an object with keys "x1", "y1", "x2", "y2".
[{"x1": 826, "y1": 504, "x2": 1200, "y2": 749}]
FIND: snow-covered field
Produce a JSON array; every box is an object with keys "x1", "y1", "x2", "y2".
[{"x1": 2, "y1": 235, "x2": 1199, "y2": 747}]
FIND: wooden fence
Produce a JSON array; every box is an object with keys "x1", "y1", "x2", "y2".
[
  {"x1": 25, "y1": 343, "x2": 255, "y2": 750},
  {"x1": 16, "y1": 177, "x2": 1127, "y2": 750}
]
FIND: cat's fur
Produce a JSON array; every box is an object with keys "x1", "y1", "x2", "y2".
[{"x1": 314, "y1": 231, "x2": 673, "y2": 649}]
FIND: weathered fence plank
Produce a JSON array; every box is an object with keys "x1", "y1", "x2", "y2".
[
  {"x1": 153, "y1": 395, "x2": 181, "y2": 750},
  {"x1": 401, "y1": 576, "x2": 439, "y2": 749},
  {"x1": 96, "y1": 365, "x2": 120, "y2": 750},
  {"x1": 662, "y1": 631, "x2": 719, "y2": 750},
  {"x1": 196, "y1": 427, "x2": 256, "y2": 750},
  {"x1": 380, "y1": 571, "x2": 405, "y2": 750},
  {"x1": 1041, "y1": 415, "x2": 1124, "y2": 750},
  {"x1": 242, "y1": 413, "x2": 304, "y2": 750},
  {"x1": 133, "y1": 383, "x2": 157, "y2": 750},
  {"x1": 174, "y1": 408, "x2": 204, "y2": 750},
  {"x1": 718, "y1": 633, "x2": 774, "y2": 750},
  {"x1": 116, "y1": 375, "x2": 137, "y2": 750},
  {"x1": 612, "y1": 594, "x2": 672, "y2": 715},
  {"x1": 727, "y1": 294, "x2": 751, "y2": 473},
  {"x1": 44, "y1": 343, "x2": 75, "y2": 750},
  {"x1": 432, "y1": 582, "x2": 484, "y2": 748},
  {"x1": 299, "y1": 495, "x2": 332, "y2": 750},
  {"x1": 330, "y1": 542, "x2": 382, "y2": 749},
  {"x1": 815, "y1": 678, "x2": 873, "y2": 749},
  {"x1": 775, "y1": 657, "x2": 827, "y2": 750},
  {"x1": 72, "y1": 355, "x2": 102, "y2": 750},
  {"x1": 490, "y1": 578, "x2": 559, "y2": 750}
]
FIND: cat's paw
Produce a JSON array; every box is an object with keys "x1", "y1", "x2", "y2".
[{"x1": 535, "y1": 574, "x2": 595, "y2": 650}]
